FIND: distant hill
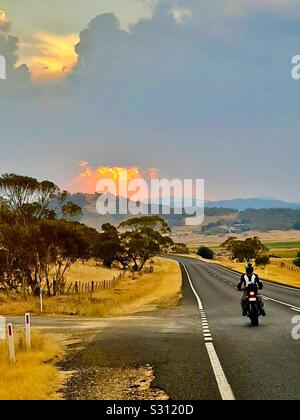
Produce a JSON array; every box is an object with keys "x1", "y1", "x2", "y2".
[
  {"x1": 68, "y1": 193, "x2": 300, "y2": 233},
  {"x1": 205, "y1": 198, "x2": 300, "y2": 211}
]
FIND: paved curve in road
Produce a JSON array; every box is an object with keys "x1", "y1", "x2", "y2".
[
  {"x1": 7, "y1": 257, "x2": 300, "y2": 400},
  {"x1": 174, "y1": 256, "x2": 300, "y2": 400}
]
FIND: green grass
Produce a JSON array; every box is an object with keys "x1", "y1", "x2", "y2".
[{"x1": 264, "y1": 241, "x2": 300, "y2": 249}]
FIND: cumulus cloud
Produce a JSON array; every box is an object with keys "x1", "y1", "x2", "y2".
[
  {"x1": 1, "y1": 1, "x2": 300, "y2": 200},
  {"x1": 19, "y1": 33, "x2": 79, "y2": 82},
  {"x1": 0, "y1": 10, "x2": 30, "y2": 84},
  {"x1": 0, "y1": 9, "x2": 10, "y2": 33},
  {"x1": 171, "y1": 7, "x2": 193, "y2": 24},
  {"x1": 225, "y1": 0, "x2": 300, "y2": 18}
]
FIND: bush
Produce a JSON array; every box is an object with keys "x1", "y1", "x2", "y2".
[
  {"x1": 197, "y1": 246, "x2": 214, "y2": 260},
  {"x1": 294, "y1": 252, "x2": 300, "y2": 268},
  {"x1": 255, "y1": 254, "x2": 270, "y2": 268}
]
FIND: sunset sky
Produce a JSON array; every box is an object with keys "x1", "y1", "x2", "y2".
[
  {"x1": 0, "y1": 0, "x2": 154, "y2": 81},
  {"x1": 1, "y1": 1, "x2": 300, "y2": 201}
]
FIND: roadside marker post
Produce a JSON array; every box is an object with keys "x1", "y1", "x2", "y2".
[
  {"x1": 37, "y1": 275, "x2": 43, "y2": 313},
  {"x1": 0, "y1": 316, "x2": 6, "y2": 340},
  {"x1": 7, "y1": 323, "x2": 15, "y2": 363},
  {"x1": 25, "y1": 313, "x2": 31, "y2": 350}
]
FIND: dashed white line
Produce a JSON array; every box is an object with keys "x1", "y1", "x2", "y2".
[{"x1": 181, "y1": 263, "x2": 235, "y2": 401}]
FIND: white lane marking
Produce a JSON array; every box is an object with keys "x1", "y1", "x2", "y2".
[
  {"x1": 291, "y1": 308, "x2": 300, "y2": 313},
  {"x1": 182, "y1": 264, "x2": 204, "y2": 311},
  {"x1": 181, "y1": 262, "x2": 235, "y2": 401},
  {"x1": 205, "y1": 343, "x2": 235, "y2": 401},
  {"x1": 262, "y1": 295, "x2": 300, "y2": 312}
]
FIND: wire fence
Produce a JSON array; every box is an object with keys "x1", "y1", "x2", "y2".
[
  {"x1": 271, "y1": 260, "x2": 300, "y2": 272},
  {"x1": 42, "y1": 271, "x2": 126, "y2": 296}
]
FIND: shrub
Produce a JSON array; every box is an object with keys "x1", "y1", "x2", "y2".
[
  {"x1": 255, "y1": 254, "x2": 270, "y2": 268},
  {"x1": 294, "y1": 252, "x2": 300, "y2": 268},
  {"x1": 197, "y1": 246, "x2": 214, "y2": 260}
]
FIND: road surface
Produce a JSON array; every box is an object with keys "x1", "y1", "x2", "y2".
[
  {"x1": 174, "y1": 256, "x2": 300, "y2": 400},
  {"x1": 7, "y1": 257, "x2": 300, "y2": 400}
]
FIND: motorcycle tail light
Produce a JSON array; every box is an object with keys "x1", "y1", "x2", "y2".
[{"x1": 249, "y1": 291, "x2": 255, "y2": 296}]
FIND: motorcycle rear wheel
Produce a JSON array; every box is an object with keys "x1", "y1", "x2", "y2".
[{"x1": 250, "y1": 303, "x2": 259, "y2": 327}]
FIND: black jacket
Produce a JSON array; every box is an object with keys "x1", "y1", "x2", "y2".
[{"x1": 237, "y1": 273, "x2": 263, "y2": 291}]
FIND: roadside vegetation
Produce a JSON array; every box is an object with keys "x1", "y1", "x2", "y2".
[
  {"x1": 293, "y1": 252, "x2": 300, "y2": 268},
  {"x1": 0, "y1": 331, "x2": 61, "y2": 400},
  {"x1": 216, "y1": 259, "x2": 300, "y2": 287},
  {"x1": 196, "y1": 246, "x2": 214, "y2": 260},
  {"x1": 193, "y1": 236, "x2": 300, "y2": 287},
  {"x1": 0, "y1": 258, "x2": 181, "y2": 316},
  {"x1": 0, "y1": 174, "x2": 186, "y2": 317}
]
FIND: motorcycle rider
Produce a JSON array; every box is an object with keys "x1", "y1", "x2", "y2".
[{"x1": 237, "y1": 263, "x2": 266, "y2": 317}]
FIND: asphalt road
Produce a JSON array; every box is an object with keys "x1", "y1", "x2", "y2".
[
  {"x1": 6, "y1": 257, "x2": 300, "y2": 400},
  {"x1": 174, "y1": 256, "x2": 300, "y2": 400}
]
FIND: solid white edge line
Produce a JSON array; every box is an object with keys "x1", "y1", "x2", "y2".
[
  {"x1": 181, "y1": 262, "x2": 235, "y2": 401},
  {"x1": 182, "y1": 263, "x2": 203, "y2": 311},
  {"x1": 262, "y1": 295, "x2": 300, "y2": 311},
  {"x1": 205, "y1": 343, "x2": 235, "y2": 401}
]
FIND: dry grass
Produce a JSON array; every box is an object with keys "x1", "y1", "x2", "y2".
[
  {"x1": 216, "y1": 258, "x2": 300, "y2": 288},
  {"x1": 171, "y1": 228, "x2": 300, "y2": 248},
  {"x1": 0, "y1": 258, "x2": 182, "y2": 317},
  {"x1": 0, "y1": 331, "x2": 61, "y2": 400},
  {"x1": 63, "y1": 260, "x2": 120, "y2": 284}
]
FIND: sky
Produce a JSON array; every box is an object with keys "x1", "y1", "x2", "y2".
[{"x1": 0, "y1": 0, "x2": 300, "y2": 201}]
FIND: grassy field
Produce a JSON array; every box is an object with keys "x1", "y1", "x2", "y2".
[
  {"x1": 171, "y1": 228, "x2": 300, "y2": 248},
  {"x1": 0, "y1": 331, "x2": 61, "y2": 400},
  {"x1": 0, "y1": 258, "x2": 182, "y2": 317},
  {"x1": 265, "y1": 241, "x2": 300, "y2": 249},
  {"x1": 264, "y1": 241, "x2": 300, "y2": 258}
]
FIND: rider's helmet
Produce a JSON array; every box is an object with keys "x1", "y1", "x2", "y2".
[{"x1": 246, "y1": 263, "x2": 254, "y2": 275}]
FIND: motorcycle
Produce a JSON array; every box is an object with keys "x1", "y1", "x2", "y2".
[{"x1": 238, "y1": 284, "x2": 263, "y2": 327}]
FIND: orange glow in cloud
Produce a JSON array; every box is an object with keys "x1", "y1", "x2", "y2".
[
  {"x1": 71, "y1": 162, "x2": 159, "y2": 198},
  {"x1": 0, "y1": 10, "x2": 6, "y2": 25},
  {"x1": 98, "y1": 166, "x2": 140, "y2": 181},
  {"x1": 18, "y1": 33, "x2": 79, "y2": 83}
]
